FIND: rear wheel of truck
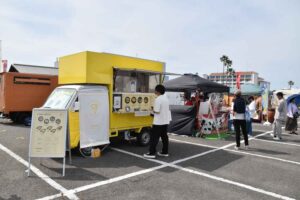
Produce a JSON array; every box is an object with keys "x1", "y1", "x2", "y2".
[
  {"x1": 137, "y1": 128, "x2": 151, "y2": 146},
  {"x1": 17, "y1": 113, "x2": 25, "y2": 124},
  {"x1": 10, "y1": 113, "x2": 18, "y2": 123}
]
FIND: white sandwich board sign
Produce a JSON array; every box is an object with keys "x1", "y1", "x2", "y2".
[{"x1": 28, "y1": 108, "x2": 68, "y2": 176}]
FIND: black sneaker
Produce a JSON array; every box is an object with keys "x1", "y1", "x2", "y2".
[
  {"x1": 157, "y1": 152, "x2": 169, "y2": 157},
  {"x1": 143, "y1": 153, "x2": 156, "y2": 159}
]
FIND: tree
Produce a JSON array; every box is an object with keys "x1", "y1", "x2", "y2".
[
  {"x1": 288, "y1": 80, "x2": 294, "y2": 89},
  {"x1": 220, "y1": 55, "x2": 233, "y2": 85}
]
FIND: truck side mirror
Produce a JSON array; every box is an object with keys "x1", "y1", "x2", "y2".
[{"x1": 73, "y1": 102, "x2": 80, "y2": 112}]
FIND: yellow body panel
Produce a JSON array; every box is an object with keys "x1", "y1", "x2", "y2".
[
  {"x1": 59, "y1": 51, "x2": 165, "y2": 149},
  {"x1": 59, "y1": 51, "x2": 164, "y2": 85},
  {"x1": 59, "y1": 52, "x2": 88, "y2": 84},
  {"x1": 68, "y1": 111, "x2": 80, "y2": 149}
]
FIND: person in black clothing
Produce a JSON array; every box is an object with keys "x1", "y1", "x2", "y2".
[{"x1": 233, "y1": 90, "x2": 249, "y2": 150}]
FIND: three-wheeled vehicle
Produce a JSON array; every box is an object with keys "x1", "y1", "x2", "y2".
[{"x1": 42, "y1": 51, "x2": 166, "y2": 156}]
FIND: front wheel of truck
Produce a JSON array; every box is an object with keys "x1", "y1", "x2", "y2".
[
  {"x1": 78, "y1": 147, "x2": 92, "y2": 157},
  {"x1": 137, "y1": 128, "x2": 151, "y2": 146}
]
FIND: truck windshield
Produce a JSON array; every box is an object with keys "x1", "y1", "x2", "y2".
[{"x1": 43, "y1": 88, "x2": 76, "y2": 109}]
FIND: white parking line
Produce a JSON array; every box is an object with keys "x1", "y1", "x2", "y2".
[
  {"x1": 0, "y1": 143, "x2": 79, "y2": 200},
  {"x1": 170, "y1": 138, "x2": 300, "y2": 166},
  {"x1": 37, "y1": 164, "x2": 168, "y2": 200},
  {"x1": 39, "y1": 142, "x2": 232, "y2": 200},
  {"x1": 66, "y1": 164, "x2": 167, "y2": 196},
  {"x1": 226, "y1": 149, "x2": 300, "y2": 165},
  {"x1": 171, "y1": 165, "x2": 295, "y2": 200},
  {"x1": 110, "y1": 146, "x2": 295, "y2": 200},
  {"x1": 39, "y1": 130, "x2": 296, "y2": 200},
  {"x1": 253, "y1": 138, "x2": 300, "y2": 147},
  {"x1": 37, "y1": 130, "x2": 295, "y2": 200}
]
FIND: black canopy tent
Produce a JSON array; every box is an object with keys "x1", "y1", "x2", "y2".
[
  {"x1": 164, "y1": 74, "x2": 229, "y2": 135},
  {"x1": 163, "y1": 73, "x2": 229, "y2": 93}
]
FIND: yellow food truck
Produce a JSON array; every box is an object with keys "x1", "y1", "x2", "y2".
[{"x1": 42, "y1": 51, "x2": 165, "y2": 156}]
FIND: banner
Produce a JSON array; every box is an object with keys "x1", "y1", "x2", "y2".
[
  {"x1": 261, "y1": 83, "x2": 269, "y2": 114},
  {"x1": 79, "y1": 87, "x2": 110, "y2": 148},
  {"x1": 236, "y1": 72, "x2": 241, "y2": 89}
]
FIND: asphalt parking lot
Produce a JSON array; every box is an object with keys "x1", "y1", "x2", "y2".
[{"x1": 0, "y1": 121, "x2": 300, "y2": 200}]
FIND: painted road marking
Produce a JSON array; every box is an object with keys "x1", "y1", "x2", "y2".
[
  {"x1": 253, "y1": 138, "x2": 300, "y2": 147},
  {"x1": 0, "y1": 143, "x2": 79, "y2": 200},
  {"x1": 172, "y1": 165, "x2": 295, "y2": 200},
  {"x1": 111, "y1": 146, "x2": 296, "y2": 200},
  {"x1": 38, "y1": 130, "x2": 296, "y2": 200},
  {"x1": 170, "y1": 138, "x2": 300, "y2": 166},
  {"x1": 37, "y1": 164, "x2": 169, "y2": 200}
]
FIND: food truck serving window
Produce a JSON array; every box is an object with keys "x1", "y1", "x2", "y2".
[
  {"x1": 114, "y1": 69, "x2": 161, "y2": 93},
  {"x1": 43, "y1": 88, "x2": 76, "y2": 109}
]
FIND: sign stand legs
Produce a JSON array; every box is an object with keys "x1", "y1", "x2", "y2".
[
  {"x1": 67, "y1": 124, "x2": 72, "y2": 165},
  {"x1": 62, "y1": 157, "x2": 66, "y2": 177},
  {"x1": 27, "y1": 157, "x2": 31, "y2": 177}
]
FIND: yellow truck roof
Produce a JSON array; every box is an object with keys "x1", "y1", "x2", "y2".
[{"x1": 59, "y1": 51, "x2": 165, "y2": 85}]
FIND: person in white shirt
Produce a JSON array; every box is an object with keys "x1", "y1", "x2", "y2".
[
  {"x1": 248, "y1": 96, "x2": 256, "y2": 119},
  {"x1": 144, "y1": 85, "x2": 172, "y2": 159},
  {"x1": 272, "y1": 92, "x2": 287, "y2": 140}
]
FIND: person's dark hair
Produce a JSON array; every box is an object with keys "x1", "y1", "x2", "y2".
[
  {"x1": 276, "y1": 92, "x2": 284, "y2": 98},
  {"x1": 235, "y1": 90, "x2": 242, "y2": 98},
  {"x1": 184, "y1": 91, "x2": 191, "y2": 100},
  {"x1": 248, "y1": 96, "x2": 254, "y2": 102},
  {"x1": 155, "y1": 84, "x2": 165, "y2": 95}
]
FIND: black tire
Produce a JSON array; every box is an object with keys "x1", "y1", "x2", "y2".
[
  {"x1": 78, "y1": 147, "x2": 92, "y2": 158},
  {"x1": 17, "y1": 113, "x2": 27, "y2": 124},
  {"x1": 10, "y1": 113, "x2": 19, "y2": 123},
  {"x1": 137, "y1": 128, "x2": 151, "y2": 146}
]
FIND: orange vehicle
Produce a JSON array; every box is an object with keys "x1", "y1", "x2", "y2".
[{"x1": 0, "y1": 64, "x2": 58, "y2": 124}]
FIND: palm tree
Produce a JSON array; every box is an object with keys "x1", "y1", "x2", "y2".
[
  {"x1": 288, "y1": 80, "x2": 294, "y2": 89},
  {"x1": 220, "y1": 55, "x2": 228, "y2": 84},
  {"x1": 220, "y1": 55, "x2": 233, "y2": 85}
]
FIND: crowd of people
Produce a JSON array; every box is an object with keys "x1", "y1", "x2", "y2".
[
  {"x1": 232, "y1": 91, "x2": 299, "y2": 150},
  {"x1": 143, "y1": 85, "x2": 299, "y2": 159}
]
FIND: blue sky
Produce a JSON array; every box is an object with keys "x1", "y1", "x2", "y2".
[{"x1": 0, "y1": 0, "x2": 299, "y2": 89}]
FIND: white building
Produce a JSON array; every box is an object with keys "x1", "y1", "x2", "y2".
[{"x1": 207, "y1": 71, "x2": 270, "y2": 89}]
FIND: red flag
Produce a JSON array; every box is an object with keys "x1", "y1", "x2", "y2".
[{"x1": 236, "y1": 72, "x2": 241, "y2": 89}]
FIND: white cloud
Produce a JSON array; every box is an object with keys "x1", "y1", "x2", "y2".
[{"x1": 0, "y1": 0, "x2": 299, "y2": 89}]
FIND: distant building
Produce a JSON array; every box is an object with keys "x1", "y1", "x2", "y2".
[
  {"x1": 9, "y1": 63, "x2": 58, "y2": 75},
  {"x1": 206, "y1": 71, "x2": 270, "y2": 89}
]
